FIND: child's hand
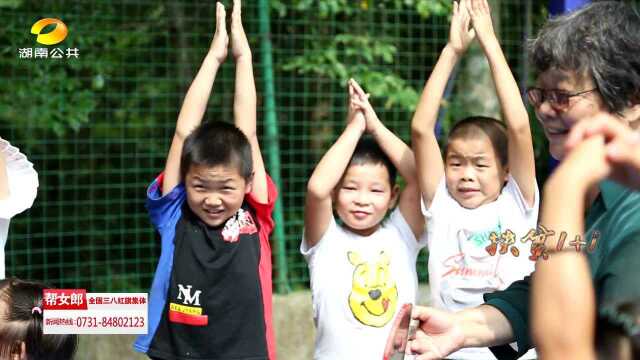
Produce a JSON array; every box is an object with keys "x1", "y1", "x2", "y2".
[
  {"x1": 467, "y1": 0, "x2": 497, "y2": 47},
  {"x1": 566, "y1": 115, "x2": 640, "y2": 189},
  {"x1": 346, "y1": 81, "x2": 366, "y2": 134},
  {"x1": 210, "y1": 2, "x2": 229, "y2": 64},
  {"x1": 349, "y1": 79, "x2": 381, "y2": 134},
  {"x1": 231, "y1": 0, "x2": 252, "y2": 60},
  {"x1": 447, "y1": 0, "x2": 476, "y2": 56}
]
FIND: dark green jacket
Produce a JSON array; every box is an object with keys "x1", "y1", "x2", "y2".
[{"x1": 484, "y1": 181, "x2": 640, "y2": 359}]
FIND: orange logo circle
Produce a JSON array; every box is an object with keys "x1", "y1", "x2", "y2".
[{"x1": 31, "y1": 18, "x2": 68, "y2": 45}]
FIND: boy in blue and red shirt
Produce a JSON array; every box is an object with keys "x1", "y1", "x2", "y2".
[{"x1": 134, "y1": 1, "x2": 277, "y2": 359}]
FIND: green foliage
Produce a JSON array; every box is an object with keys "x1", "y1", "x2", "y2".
[
  {"x1": 276, "y1": 1, "x2": 449, "y2": 114},
  {"x1": 282, "y1": 34, "x2": 418, "y2": 111},
  {"x1": 0, "y1": 0, "x2": 167, "y2": 137},
  {"x1": 0, "y1": 0, "x2": 22, "y2": 9},
  {"x1": 1, "y1": 0, "x2": 175, "y2": 290},
  {"x1": 271, "y1": 0, "x2": 450, "y2": 18},
  {"x1": 402, "y1": 0, "x2": 451, "y2": 18}
]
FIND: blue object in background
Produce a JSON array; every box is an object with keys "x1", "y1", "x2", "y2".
[{"x1": 549, "y1": 0, "x2": 591, "y2": 15}]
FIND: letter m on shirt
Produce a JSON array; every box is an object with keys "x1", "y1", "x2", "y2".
[{"x1": 177, "y1": 284, "x2": 201, "y2": 306}]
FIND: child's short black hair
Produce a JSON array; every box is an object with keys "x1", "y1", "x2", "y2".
[
  {"x1": 0, "y1": 278, "x2": 78, "y2": 359},
  {"x1": 180, "y1": 121, "x2": 253, "y2": 181},
  {"x1": 445, "y1": 116, "x2": 508, "y2": 168},
  {"x1": 347, "y1": 137, "x2": 397, "y2": 187}
]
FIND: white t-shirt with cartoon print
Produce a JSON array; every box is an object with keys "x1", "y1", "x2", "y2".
[
  {"x1": 425, "y1": 175, "x2": 539, "y2": 360},
  {"x1": 301, "y1": 208, "x2": 426, "y2": 360}
]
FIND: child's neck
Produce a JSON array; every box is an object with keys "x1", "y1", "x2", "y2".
[{"x1": 343, "y1": 224, "x2": 380, "y2": 237}]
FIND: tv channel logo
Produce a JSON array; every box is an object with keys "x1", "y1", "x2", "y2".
[
  {"x1": 19, "y1": 18, "x2": 79, "y2": 60},
  {"x1": 31, "y1": 18, "x2": 68, "y2": 45}
]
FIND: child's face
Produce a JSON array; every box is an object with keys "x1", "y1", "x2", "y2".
[
  {"x1": 445, "y1": 135, "x2": 507, "y2": 209},
  {"x1": 184, "y1": 163, "x2": 251, "y2": 227},
  {"x1": 334, "y1": 163, "x2": 398, "y2": 236}
]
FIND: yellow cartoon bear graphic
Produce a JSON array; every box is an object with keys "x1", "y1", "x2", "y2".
[{"x1": 347, "y1": 250, "x2": 398, "y2": 327}]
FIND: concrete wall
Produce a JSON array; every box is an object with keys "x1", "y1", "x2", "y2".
[{"x1": 76, "y1": 286, "x2": 430, "y2": 359}]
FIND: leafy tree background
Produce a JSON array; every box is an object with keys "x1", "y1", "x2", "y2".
[{"x1": 0, "y1": 0, "x2": 555, "y2": 291}]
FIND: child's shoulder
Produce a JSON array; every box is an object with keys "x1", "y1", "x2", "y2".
[
  {"x1": 147, "y1": 173, "x2": 186, "y2": 200},
  {"x1": 245, "y1": 173, "x2": 278, "y2": 204},
  {"x1": 373, "y1": 208, "x2": 413, "y2": 239},
  {"x1": 146, "y1": 177, "x2": 187, "y2": 231},
  {"x1": 499, "y1": 175, "x2": 539, "y2": 210}
]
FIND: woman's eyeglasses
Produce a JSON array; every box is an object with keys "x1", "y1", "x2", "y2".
[{"x1": 526, "y1": 87, "x2": 597, "y2": 110}]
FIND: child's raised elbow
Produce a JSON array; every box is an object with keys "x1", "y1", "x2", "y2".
[
  {"x1": 411, "y1": 125, "x2": 428, "y2": 141},
  {"x1": 173, "y1": 128, "x2": 191, "y2": 142},
  {"x1": 246, "y1": 131, "x2": 259, "y2": 144},
  {"x1": 306, "y1": 179, "x2": 331, "y2": 201},
  {"x1": 508, "y1": 121, "x2": 533, "y2": 140}
]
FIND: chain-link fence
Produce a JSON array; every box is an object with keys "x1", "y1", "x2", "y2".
[{"x1": 1, "y1": 0, "x2": 576, "y2": 292}]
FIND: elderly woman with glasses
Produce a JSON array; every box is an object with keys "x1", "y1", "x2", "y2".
[{"x1": 409, "y1": 2, "x2": 640, "y2": 360}]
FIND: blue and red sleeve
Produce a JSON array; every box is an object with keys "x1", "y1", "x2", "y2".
[{"x1": 246, "y1": 174, "x2": 278, "y2": 360}]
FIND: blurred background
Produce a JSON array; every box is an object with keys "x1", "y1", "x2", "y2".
[{"x1": 2, "y1": 0, "x2": 620, "y2": 295}]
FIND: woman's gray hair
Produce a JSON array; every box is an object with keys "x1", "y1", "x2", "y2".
[{"x1": 529, "y1": 1, "x2": 640, "y2": 114}]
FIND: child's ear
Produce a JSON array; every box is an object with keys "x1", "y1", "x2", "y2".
[
  {"x1": 503, "y1": 164, "x2": 510, "y2": 183},
  {"x1": 244, "y1": 172, "x2": 254, "y2": 194},
  {"x1": 331, "y1": 186, "x2": 339, "y2": 203},
  {"x1": 332, "y1": 179, "x2": 344, "y2": 202},
  {"x1": 389, "y1": 184, "x2": 400, "y2": 209}
]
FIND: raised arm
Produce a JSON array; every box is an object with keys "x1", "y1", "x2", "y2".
[
  {"x1": 162, "y1": 2, "x2": 228, "y2": 195},
  {"x1": 412, "y1": 0, "x2": 475, "y2": 208},
  {"x1": 410, "y1": 144, "x2": 605, "y2": 360},
  {"x1": 468, "y1": 0, "x2": 536, "y2": 206},
  {"x1": 531, "y1": 137, "x2": 607, "y2": 360},
  {"x1": 231, "y1": 0, "x2": 267, "y2": 203},
  {"x1": 0, "y1": 151, "x2": 8, "y2": 200},
  {"x1": 304, "y1": 86, "x2": 366, "y2": 248},
  {"x1": 350, "y1": 79, "x2": 424, "y2": 238}
]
